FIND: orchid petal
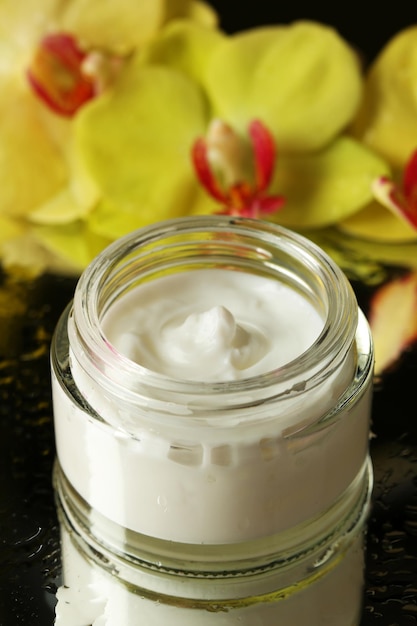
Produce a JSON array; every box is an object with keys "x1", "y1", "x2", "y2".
[
  {"x1": 371, "y1": 147, "x2": 417, "y2": 231},
  {"x1": 372, "y1": 177, "x2": 402, "y2": 215},
  {"x1": 86, "y1": 198, "x2": 154, "y2": 239},
  {"x1": 0, "y1": 0, "x2": 60, "y2": 77},
  {"x1": 187, "y1": 1, "x2": 219, "y2": 28},
  {"x1": 248, "y1": 119, "x2": 275, "y2": 191},
  {"x1": 0, "y1": 215, "x2": 24, "y2": 242},
  {"x1": 0, "y1": 232, "x2": 75, "y2": 277},
  {"x1": 139, "y1": 19, "x2": 224, "y2": 86},
  {"x1": 59, "y1": 0, "x2": 205, "y2": 53},
  {"x1": 369, "y1": 273, "x2": 417, "y2": 375},
  {"x1": 0, "y1": 212, "x2": 78, "y2": 276},
  {"x1": 372, "y1": 176, "x2": 417, "y2": 230},
  {"x1": 33, "y1": 220, "x2": 110, "y2": 271},
  {"x1": 29, "y1": 188, "x2": 92, "y2": 225},
  {"x1": 74, "y1": 64, "x2": 208, "y2": 225},
  {"x1": 268, "y1": 136, "x2": 389, "y2": 228},
  {"x1": 257, "y1": 196, "x2": 285, "y2": 215},
  {"x1": 0, "y1": 84, "x2": 67, "y2": 217},
  {"x1": 88, "y1": 186, "x2": 218, "y2": 238},
  {"x1": 339, "y1": 201, "x2": 417, "y2": 242},
  {"x1": 204, "y1": 21, "x2": 363, "y2": 151},
  {"x1": 352, "y1": 25, "x2": 417, "y2": 169},
  {"x1": 191, "y1": 137, "x2": 228, "y2": 203}
]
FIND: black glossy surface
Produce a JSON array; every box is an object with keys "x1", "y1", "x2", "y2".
[
  {"x1": 0, "y1": 272, "x2": 74, "y2": 626},
  {"x1": 0, "y1": 268, "x2": 417, "y2": 625}
]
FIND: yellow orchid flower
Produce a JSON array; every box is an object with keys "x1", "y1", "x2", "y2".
[
  {"x1": 346, "y1": 25, "x2": 417, "y2": 242},
  {"x1": 192, "y1": 118, "x2": 285, "y2": 217},
  {"x1": 36, "y1": 19, "x2": 388, "y2": 270},
  {"x1": 32, "y1": 21, "x2": 224, "y2": 268},
  {"x1": 200, "y1": 21, "x2": 389, "y2": 228},
  {"x1": 0, "y1": 0, "x2": 217, "y2": 274},
  {"x1": 204, "y1": 21, "x2": 362, "y2": 151},
  {"x1": 57, "y1": 0, "x2": 218, "y2": 54},
  {"x1": 0, "y1": 8, "x2": 393, "y2": 273},
  {"x1": 352, "y1": 25, "x2": 417, "y2": 169}
]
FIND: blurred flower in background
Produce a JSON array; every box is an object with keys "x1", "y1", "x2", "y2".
[
  {"x1": 0, "y1": 0, "x2": 217, "y2": 273},
  {"x1": 369, "y1": 272, "x2": 417, "y2": 375},
  {"x1": 0, "y1": 6, "x2": 390, "y2": 273},
  {"x1": 342, "y1": 25, "x2": 417, "y2": 242}
]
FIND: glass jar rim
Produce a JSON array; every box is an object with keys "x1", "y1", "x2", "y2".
[{"x1": 69, "y1": 216, "x2": 358, "y2": 411}]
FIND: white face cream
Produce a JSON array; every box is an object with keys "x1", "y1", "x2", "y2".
[
  {"x1": 51, "y1": 217, "x2": 373, "y2": 625},
  {"x1": 102, "y1": 269, "x2": 324, "y2": 381}
]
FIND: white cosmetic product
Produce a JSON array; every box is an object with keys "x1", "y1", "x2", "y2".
[
  {"x1": 102, "y1": 270, "x2": 325, "y2": 382},
  {"x1": 51, "y1": 216, "x2": 374, "y2": 625}
]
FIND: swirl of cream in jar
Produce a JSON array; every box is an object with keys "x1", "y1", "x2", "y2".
[{"x1": 102, "y1": 269, "x2": 324, "y2": 381}]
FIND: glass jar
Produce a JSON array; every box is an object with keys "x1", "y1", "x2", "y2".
[{"x1": 51, "y1": 216, "x2": 374, "y2": 625}]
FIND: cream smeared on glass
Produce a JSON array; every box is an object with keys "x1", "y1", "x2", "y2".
[{"x1": 102, "y1": 269, "x2": 324, "y2": 381}]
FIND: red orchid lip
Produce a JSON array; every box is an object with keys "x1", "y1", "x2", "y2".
[
  {"x1": 249, "y1": 119, "x2": 275, "y2": 192},
  {"x1": 192, "y1": 136, "x2": 227, "y2": 204},
  {"x1": 192, "y1": 119, "x2": 285, "y2": 219},
  {"x1": 27, "y1": 33, "x2": 96, "y2": 117}
]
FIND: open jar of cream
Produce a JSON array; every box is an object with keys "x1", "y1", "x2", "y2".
[{"x1": 51, "y1": 216, "x2": 374, "y2": 625}]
